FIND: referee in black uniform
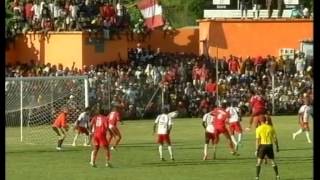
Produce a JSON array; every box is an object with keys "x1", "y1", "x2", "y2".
[{"x1": 255, "y1": 116, "x2": 280, "y2": 180}]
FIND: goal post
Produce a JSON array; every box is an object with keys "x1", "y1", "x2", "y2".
[{"x1": 5, "y1": 76, "x2": 89, "y2": 144}]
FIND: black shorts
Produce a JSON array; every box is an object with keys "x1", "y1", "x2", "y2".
[{"x1": 258, "y1": 144, "x2": 274, "y2": 159}]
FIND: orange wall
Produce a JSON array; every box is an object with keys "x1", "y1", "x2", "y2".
[
  {"x1": 82, "y1": 34, "x2": 128, "y2": 66},
  {"x1": 5, "y1": 32, "x2": 83, "y2": 68},
  {"x1": 6, "y1": 28, "x2": 198, "y2": 68},
  {"x1": 6, "y1": 21, "x2": 312, "y2": 68},
  {"x1": 127, "y1": 28, "x2": 199, "y2": 54},
  {"x1": 199, "y1": 19, "x2": 313, "y2": 58},
  {"x1": 45, "y1": 32, "x2": 83, "y2": 68}
]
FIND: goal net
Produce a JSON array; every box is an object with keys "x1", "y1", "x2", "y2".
[{"x1": 5, "y1": 76, "x2": 89, "y2": 145}]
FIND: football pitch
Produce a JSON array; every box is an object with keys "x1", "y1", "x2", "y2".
[{"x1": 6, "y1": 116, "x2": 313, "y2": 180}]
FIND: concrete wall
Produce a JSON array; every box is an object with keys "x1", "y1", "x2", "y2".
[
  {"x1": 127, "y1": 27, "x2": 199, "y2": 54},
  {"x1": 6, "y1": 28, "x2": 199, "y2": 68},
  {"x1": 199, "y1": 19, "x2": 313, "y2": 58},
  {"x1": 5, "y1": 20, "x2": 313, "y2": 68}
]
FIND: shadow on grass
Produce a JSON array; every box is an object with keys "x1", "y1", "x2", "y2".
[
  {"x1": 279, "y1": 147, "x2": 313, "y2": 151},
  {"x1": 6, "y1": 148, "x2": 83, "y2": 154},
  {"x1": 280, "y1": 178, "x2": 313, "y2": 180},
  {"x1": 140, "y1": 155, "x2": 312, "y2": 167}
]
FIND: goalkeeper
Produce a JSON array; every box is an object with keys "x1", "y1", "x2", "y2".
[
  {"x1": 52, "y1": 107, "x2": 69, "y2": 150},
  {"x1": 72, "y1": 107, "x2": 92, "y2": 147}
]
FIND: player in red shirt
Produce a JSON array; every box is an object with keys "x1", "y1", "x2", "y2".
[
  {"x1": 52, "y1": 107, "x2": 69, "y2": 150},
  {"x1": 107, "y1": 106, "x2": 122, "y2": 150},
  {"x1": 90, "y1": 109, "x2": 112, "y2": 167},
  {"x1": 247, "y1": 90, "x2": 268, "y2": 130},
  {"x1": 211, "y1": 101, "x2": 239, "y2": 157}
]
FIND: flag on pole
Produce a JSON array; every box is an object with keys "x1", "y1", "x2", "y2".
[{"x1": 137, "y1": 0, "x2": 164, "y2": 29}]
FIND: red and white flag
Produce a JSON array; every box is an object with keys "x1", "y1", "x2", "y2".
[{"x1": 137, "y1": 0, "x2": 164, "y2": 29}]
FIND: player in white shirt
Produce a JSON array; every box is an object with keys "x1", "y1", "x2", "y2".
[
  {"x1": 202, "y1": 110, "x2": 215, "y2": 160},
  {"x1": 153, "y1": 108, "x2": 174, "y2": 161},
  {"x1": 292, "y1": 99, "x2": 312, "y2": 143},
  {"x1": 72, "y1": 107, "x2": 91, "y2": 146},
  {"x1": 225, "y1": 101, "x2": 243, "y2": 150}
]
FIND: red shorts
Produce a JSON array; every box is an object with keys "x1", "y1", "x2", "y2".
[
  {"x1": 76, "y1": 126, "x2": 89, "y2": 135},
  {"x1": 229, "y1": 122, "x2": 242, "y2": 134},
  {"x1": 214, "y1": 128, "x2": 230, "y2": 144},
  {"x1": 252, "y1": 108, "x2": 266, "y2": 116},
  {"x1": 92, "y1": 135, "x2": 108, "y2": 147},
  {"x1": 300, "y1": 122, "x2": 309, "y2": 131},
  {"x1": 205, "y1": 132, "x2": 215, "y2": 143},
  {"x1": 157, "y1": 134, "x2": 171, "y2": 144}
]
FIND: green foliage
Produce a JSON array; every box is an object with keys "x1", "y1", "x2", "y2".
[
  {"x1": 187, "y1": 0, "x2": 207, "y2": 20},
  {"x1": 127, "y1": 5, "x2": 143, "y2": 27}
]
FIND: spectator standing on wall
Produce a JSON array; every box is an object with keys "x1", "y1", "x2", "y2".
[
  {"x1": 31, "y1": 0, "x2": 41, "y2": 22},
  {"x1": 302, "y1": 6, "x2": 309, "y2": 18},
  {"x1": 252, "y1": 0, "x2": 262, "y2": 19},
  {"x1": 266, "y1": 0, "x2": 274, "y2": 18},
  {"x1": 277, "y1": 0, "x2": 284, "y2": 18},
  {"x1": 291, "y1": 5, "x2": 303, "y2": 18},
  {"x1": 240, "y1": 0, "x2": 250, "y2": 19},
  {"x1": 24, "y1": 0, "x2": 34, "y2": 24},
  {"x1": 116, "y1": 0, "x2": 124, "y2": 28},
  {"x1": 69, "y1": 1, "x2": 79, "y2": 30}
]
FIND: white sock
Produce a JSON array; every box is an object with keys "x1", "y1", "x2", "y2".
[
  {"x1": 238, "y1": 134, "x2": 242, "y2": 144},
  {"x1": 294, "y1": 129, "x2": 303, "y2": 136},
  {"x1": 73, "y1": 134, "x2": 79, "y2": 144},
  {"x1": 158, "y1": 145, "x2": 163, "y2": 159},
  {"x1": 305, "y1": 131, "x2": 311, "y2": 142},
  {"x1": 230, "y1": 135, "x2": 238, "y2": 146},
  {"x1": 204, "y1": 144, "x2": 208, "y2": 157},
  {"x1": 90, "y1": 151, "x2": 94, "y2": 164},
  {"x1": 213, "y1": 145, "x2": 217, "y2": 158},
  {"x1": 168, "y1": 146, "x2": 173, "y2": 159},
  {"x1": 84, "y1": 136, "x2": 88, "y2": 145}
]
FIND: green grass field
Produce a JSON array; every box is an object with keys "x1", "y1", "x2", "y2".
[{"x1": 6, "y1": 116, "x2": 313, "y2": 180}]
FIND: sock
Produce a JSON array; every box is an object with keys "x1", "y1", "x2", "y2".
[
  {"x1": 294, "y1": 129, "x2": 303, "y2": 136},
  {"x1": 228, "y1": 140, "x2": 235, "y2": 152},
  {"x1": 213, "y1": 145, "x2": 217, "y2": 158},
  {"x1": 105, "y1": 149, "x2": 110, "y2": 161},
  {"x1": 168, "y1": 146, "x2": 173, "y2": 159},
  {"x1": 158, "y1": 145, "x2": 163, "y2": 159},
  {"x1": 57, "y1": 139, "x2": 63, "y2": 148},
  {"x1": 90, "y1": 151, "x2": 95, "y2": 164},
  {"x1": 230, "y1": 135, "x2": 237, "y2": 146},
  {"x1": 73, "y1": 134, "x2": 79, "y2": 144},
  {"x1": 256, "y1": 165, "x2": 261, "y2": 177},
  {"x1": 238, "y1": 134, "x2": 242, "y2": 144},
  {"x1": 84, "y1": 136, "x2": 88, "y2": 145},
  {"x1": 273, "y1": 165, "x2": 279, "y2": 176},
  {"x1": 60, "y1": 138, "x2": 65, "y2": 148},
  {"x1": 203, "y1": 144, "x2": 208, "y2": 157},
  {"x1": 305, "y1": 131, "x2": 311, "y2": 142}
]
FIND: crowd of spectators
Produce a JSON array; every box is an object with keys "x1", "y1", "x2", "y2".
[
  {"x1": 5, "y1": 0, "x2": 163, "y2": 42},
  {"x1": 5, "y1": 46, "x2": 313, "y2": 119}
]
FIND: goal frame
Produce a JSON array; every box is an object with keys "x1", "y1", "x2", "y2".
[{"x1": 5, "y1": 75, "x2": 89, "y2": 142}]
